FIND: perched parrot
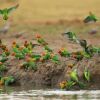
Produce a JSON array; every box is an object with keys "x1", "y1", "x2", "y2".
[
  {"x1": 24, "y1": 42, "x2": 38, "y2": 49},
  {"x1": 0, "y1": 4, "x2": 19, "y2": 20},
  {"x1": 79, "y1": 40, "x2": 87, "y2": 49},
  {"x1": 70, "y1": 69, "x2": 85, "y2": 88},
  {"x1": 0, "y1": 63, "x2": 7, "y2": 72},
  {"x1": 31, "y1": 54, "x2": 41, "y2": 61},
  {"x1": 63, "y1": 32, "x2": 79, "y2": 43},
  {"x1": 90, "y1": 46, "x2": 100, "y2": 54},
  {"x1": 42, "y1": 53, "x2": 51, "y2": 60},
  {"x1": 22, "y1": 47, "x2": 30, "y2": 54},
  {"x1": 44, "y1": 45, "x2": 53, "y2": 52},
  {"x1": 84, "y1": 12, "x2": 97, "y2": 23},
  {"x1": 0, "y1": 56, "x2": 8, "y2": 63},
  {"x1": 84, "y1": 68, "x2": 90, "y2": 82},
  {"x1": 51, "y1": 54, "x2": 59, "y2": 63},
  {"x1": 79, "y1": 40, "x2": 95, "y2": 56},
  {"x1": 79, "y1": 39, "x2": 89, "y2": 54},
  {"x1": 37, "y1": 38, "x2": 48, "y2": 46},
  {"x1": 1, "y1": 76, "x2": 15, "y2": 86},
  {"x1": 66, "y1": 80, "x2": 76, "y2": 90},
  {"x1": 70, "y1": 69, "x2": 79, "y2": 82},
  {"x1": 15, "y1": 53, "x2": 25, "y2": 59}
]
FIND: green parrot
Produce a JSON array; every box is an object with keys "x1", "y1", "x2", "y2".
[
  {"x1": 66, "y1": 80, "x2": 76, "y2": 90},
  {"x1": 79, "y1": 40, "x2": 95, "y2": 56},
  {"x1": 44, "y1": 45, "x2": 53, "y2": 52},
  {"x1": 63, "y1": 32, "x2": 79, "y2": 43},
  {"x1": 13, "y1": 47, "x2": 20, "y2": 53},
  {"x1": 13, "y1": 47, "x2": 25, "y2": 59},
  {"x1": 91, "y1": 46, "x2": 100, "y2": 54},
  {"x1": 15, "y1": 53, "x2": 25, "y2": 59},
  {"x1": 31, "y1": 54, "x2": 41, "y2": 61},
  {"x1": 79, "y1": 40, "x2": 87, "y2": 51},
  {"x1": 0, "y1": 64, "x2": 7, "y2": 72},
  {"x1": 51, "y1": 54, "x2": 59, "y2": 63},
  {"x1": 86, "y1": 45, "x2": 95, "y2": 56},
  {"x1": 0, "y1": 4, "x2": 19, "y2": 20},
  {"x1": 4, "y1": 76, "x2": 15, "y2": 86},
  {"x1": 79, "y1": 40, "x2": 89, "y2": 54},
  {"x1": 84, "y1": 68, "x2": 90, "y2": 82},
  {"x1": 42, "y1": 53, "x2": 51, "y2": 60},
  {"x1": 37, "y1": 38, "x2": 48, "y2": 45},
  {"x1": 1, "y1": 76, "x2": 15, "y2": 86},
  {"x1": 27, "y1": 61, "x2": 37, "y2": 70},
  {"x1": 70, "y1": 69, "x2": 85, "y2": 88},
  {"x1": 84, "y1": 12, "x2": 97, "y2": 23},
  {"x1": 70, "y1": 69, "x2": 79, "y2": 82},
  {"x1": 22, "y1": 47, "x2": 30, "y2": 54},
  {"x1": 0, "y1": 56, "x2": 8, "y2": 63}
]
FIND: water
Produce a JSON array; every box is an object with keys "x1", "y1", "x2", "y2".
[{"x1": 0, "y1": 87, "x2": 100, "y2": 100}]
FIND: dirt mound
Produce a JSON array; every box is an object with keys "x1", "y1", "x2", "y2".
[{"x1": 5, "y1": 54, "x2": 100, "y2": 90}]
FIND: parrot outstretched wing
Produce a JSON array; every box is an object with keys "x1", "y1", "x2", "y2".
[
  {"x1": 63, "y1": 32, "x2": 79, "y2": 43},
  {"x1": 8, "y1": 4, "x2": 19, "y2": 13},
  {"x1": 90, "y1": 12, "x2": 97, "y2": 21},
  {"x1": 84, "y1": 12, "x2": 97, "y2": 23}
]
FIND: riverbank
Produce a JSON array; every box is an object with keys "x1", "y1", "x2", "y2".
[{"x1": 4, "y1": 54, "x2": 99, "y2": 90}]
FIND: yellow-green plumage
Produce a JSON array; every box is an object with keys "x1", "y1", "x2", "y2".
[
  {"x1": 84, "y1": 68, "x2": 90, "y2": 82},
  {"x1": 70, "y1": 69, "x2": 79, "y2": 82}
]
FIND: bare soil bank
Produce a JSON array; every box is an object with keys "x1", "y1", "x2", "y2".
[{"x1": 5, "y1": 55, "x2": 100, "y2": 90}]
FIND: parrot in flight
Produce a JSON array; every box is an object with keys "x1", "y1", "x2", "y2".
[
  {"x1": 0, "y1": 4, "x2": 19, "y2": 20},
  {"x1": 62, "y1": 32, "x2": 80, "y2": 43},
  {"x1": 84, "y1": 12, "x2": 97, "y2": 23}
]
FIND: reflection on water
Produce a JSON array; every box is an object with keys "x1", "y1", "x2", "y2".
[{"x1": 0, "y1": 87, "x2": 100, "y2": 100}]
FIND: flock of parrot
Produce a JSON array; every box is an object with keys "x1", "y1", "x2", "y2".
[
  {"x1": 61, "y1": 12, "x2": 98, "y2": 90},
  {"x1": 0, "y1": 4, "x2": 99, "y2": 89}
]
